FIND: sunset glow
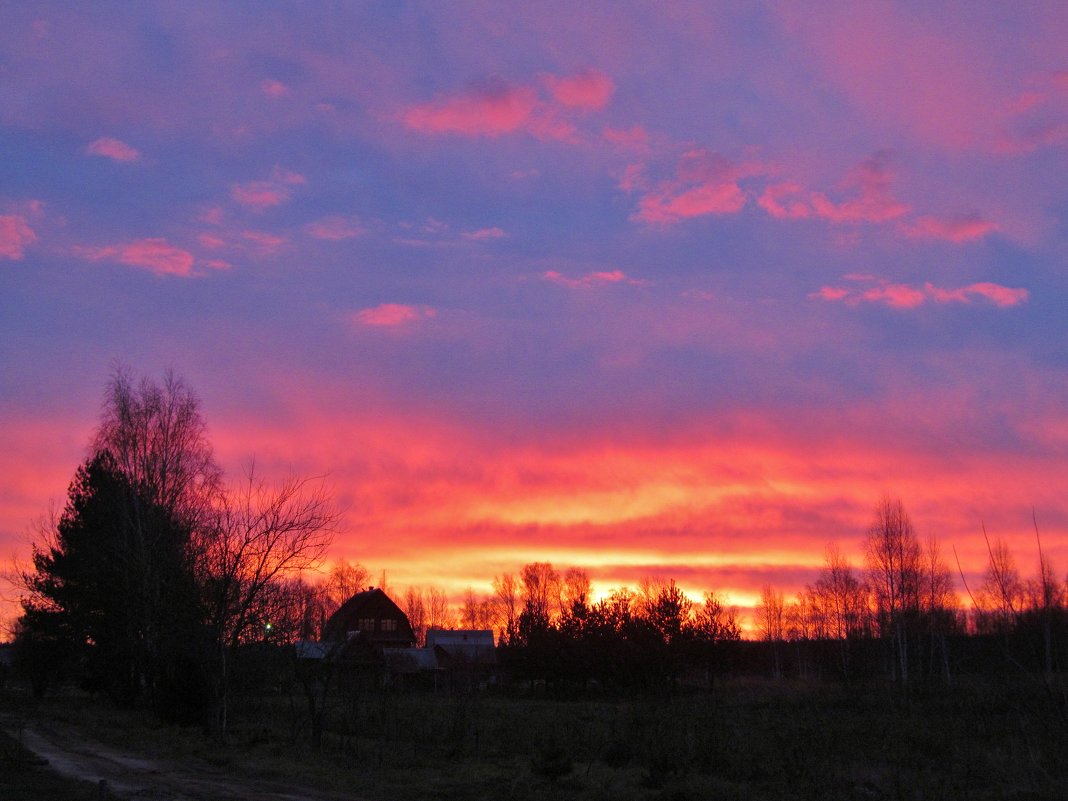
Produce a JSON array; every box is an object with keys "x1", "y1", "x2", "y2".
[{"x1": 3, "y1": 4, "x2": 1068, "y2": 632}]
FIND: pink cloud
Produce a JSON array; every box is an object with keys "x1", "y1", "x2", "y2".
[
  {"x1": 85, "y1": 137, "x2": 141, "y2": 163},
  {"x1": 198, "y1": 206, "x2": 226, "y2": 225},
  {"x1": 617, "y1": 163, "x2": 645, "y2": 193},
  {"x1": 403, "y1": 82, "x2": 539, "y2": 137},
  {"x1": 860, "y1": 283, "x2": 927, "y2": 308},
  {"x1": 906, "y1": 214, "x2": 999, "y2": 243},
  {"x1": 603, "y1": 125, "x2": 651, "y2": 152},
  {"x1": 402, "y1": 70, "x2": 611, "y2": 141},
  {"x1": 809, "y1": 286, "x2": 850, "y2": 302},
  {"x1": 757, "y1": 182, "x2": 811, "y2": 219},
  {"x1": 76, "y1": 238, "x2": 201, "y2": 277},
  {"x1": 0, "y1": 215, "x2": 37, "y2": 259},
  {"x1": 812, "y1": 275, "x2": 1029, "y2": 309},
  {"x1": 461, "y1": 227, "x2": 506, "y2": 241},
  {"x1": 995, "y1": 122, "x2": 1068, "y2": 155},
  {"x1": 231, "y1": 181, "x2": 289, "y2": 210},
  {"x1": 241, "y1": 230, "x2": 287, "y2": 254},
  {"x1": 996, "y1": 71, "x2": 1068, "y2": 154},
  {"x1": 635, "y1": 182, "x2": 747, "y2": 224},
  {"x1": 631, "y1": 148, "x2": 752, "y2": 225},
  {"x1": 261, "y1": 79, "x2": 289, "y2": 97},
  {"x1": 810, "y1": 152, "x2": 910, "y2": 224},
  {"x1": 927, "y1": 282, "x2": 1029, "y2": 307},
  {"x1": 543, "y1": 269, "x2": 649, "y2": 288},
  {"x1": 307, "y1": 216, "x2": 365, "y2": 241},
  {"x1": 353, "y1": 303, "x2": 436, "y2": 327},
  {"x1": 230, "y1": 168, "x2": 305, "y2": 210},
  {"x1": 197, "y1": 233, "x2": 226, "y2": 249},
  {"x1": 544, "y1": 69, "x2": 614, "y2": 110},
  {"x1": 776, "y1": 5, "x2": 1010, "y2": 151}
]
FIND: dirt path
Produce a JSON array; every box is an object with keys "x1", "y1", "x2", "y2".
[{"x1": 3, "y1": 716, "x2": 370, "y2": 801}]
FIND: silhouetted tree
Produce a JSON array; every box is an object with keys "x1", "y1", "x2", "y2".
[
  {"x1": 865, "y1": 496, "x2": 922, "y2": 683},
  {"x1": 757, "y1": 584, "x2": 785, "y2": 678},
  {"x1": 201, "y1": 464, "x2": 337, "y2": 736},
  {"x1": 492, "y1": 572, "x2": 519, "y2": 645},
  {"x1": 20, "y1": 369, "x2": 220, "y2": 716},
  {"x1": 323, "y1": 559, "x2": 370, "y2": 612},
  {"x1": 401, "y1": 586, "x2": 428, "y2": 646}
]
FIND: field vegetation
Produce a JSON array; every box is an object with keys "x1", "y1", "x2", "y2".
[{"x1": 4, "y1": 669, "x2": 1068, "y2": 801}]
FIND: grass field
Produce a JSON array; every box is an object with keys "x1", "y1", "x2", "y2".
[{"x1": 4, "y1": 673, "x2": 1067, "y2": 800}]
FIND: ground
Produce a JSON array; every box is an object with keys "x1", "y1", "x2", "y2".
[{"x1": 1, "y1": 716, "x2": 367, "y2": 801}]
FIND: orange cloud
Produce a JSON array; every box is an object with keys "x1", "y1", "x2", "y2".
[
  {"x1": 85, "y1": 136, "x2": 141, "y2": 163},
  {"x1": 813, "y1": 275, "x2": 1029, "y2": 308},
  {"x1": 544, "y1": 69, "x2": 614, "y2": 110},
  {"x1": 75, "y1": 238, "x2": 202, "y2": 277},
  {"x1": 198, "y1": 394, "x2": 1068, "y2": 623},
  {"x1": 353, "y1": 303, "x2": 436, "y2": 327},
  {"x1": 543, "y1": 269, "x2": 649, "y2": 288},
  {"x1": 906, "y1": 214, "x2": 999, "y2": 243},
  {"x1": 0, "y1": 215, "x2": 37, "y2": 259}
]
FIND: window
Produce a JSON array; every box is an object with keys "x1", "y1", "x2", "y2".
[
  {"x1": 380, "y1": 618, "x2": 397, "y2": 632},
  {"x1": 358, "y1": 617, "x2": 375, "y2": 631}
]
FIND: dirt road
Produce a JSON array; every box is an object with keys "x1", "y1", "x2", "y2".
[{"x1": 3, "y1": 716, "x2": 369, "y2": 801}]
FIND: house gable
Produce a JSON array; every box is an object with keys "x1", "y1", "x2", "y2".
[{"x1": 322, "y1": 587, "x2": 415, "y2": 647}]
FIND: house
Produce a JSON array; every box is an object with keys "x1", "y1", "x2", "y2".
[{"x1": 321, "y1": 587, "x2": 415, "y2": 648}]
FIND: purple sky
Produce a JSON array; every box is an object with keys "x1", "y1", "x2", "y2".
[{"x1": 3, "y1": 3, "x2": 1068, "y2": 625}]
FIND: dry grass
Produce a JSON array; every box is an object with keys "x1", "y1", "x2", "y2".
[{"x1": 4, "y1": 675, "x2": 1068, "y2": 801}]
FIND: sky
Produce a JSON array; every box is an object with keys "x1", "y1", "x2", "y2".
[{"x1": 3, "y1": 2, "x2": 1068, "y2": 628}]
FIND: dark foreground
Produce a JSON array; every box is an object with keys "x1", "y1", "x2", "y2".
[{"x1": 3, "y1": 674, "x2": 1067, "y2": 801}]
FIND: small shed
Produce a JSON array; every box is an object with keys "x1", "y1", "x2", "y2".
[{"x1": 426, "y1": 629, "x2": 496, "y2": 668}]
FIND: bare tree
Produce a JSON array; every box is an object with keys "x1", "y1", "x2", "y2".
[
  {"x1": 95, "y1": 367, "x2": 222, "y2": 530},
  {"x1": 492, "y1": 572, "x2": 519, "y2": 644},
  {"x1": 757, "y1": 584, "x2": 785, "y2": 678},
  {"x1": 200, "y1": 464, "x2": 338, "y2": 737},
  {"x1": 323, "y1": 559, "x2": 370, "y2": 612},
  {"x1": 426, "y1": 586, "x2": 453, "y2": 630},
  {"x1": 402, "y1": 586, "x2": 428, "y2": 646},
  {"x1": 977, "y1": 530, "x2": 1023, "y2": 634},
  {"x1": 561, "y1": 567, "x2": 592, "y2": 612},
  {"x1": 520, "y1": 562, "x2": 560, "y2": 626},
  {"x1": 1029, "y1": 514, "x2": 1063, "y2": 675},
  {"x1": 460, "y1": 588, "x2": 495, "y2": 630},
  {"x1": 865, "y1": 496, "x2": 922, "y2": 682}
]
